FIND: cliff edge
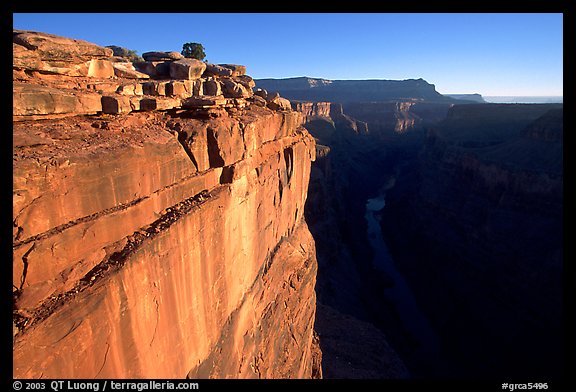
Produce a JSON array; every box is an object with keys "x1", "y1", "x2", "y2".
[{"x1": 13, "y1": 30, "x2": 321, "y2": 379}]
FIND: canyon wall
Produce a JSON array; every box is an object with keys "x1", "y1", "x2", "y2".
[
  {"x1": 343, "y1": 101, "x2": 454, "y2": 136},
  {"x1": 292, "y1": 95, "x2": 564, "y2": 379},
  {"x1": 255, "y1": 77, "x2": 452, "y2": 103},
  {"x1": 381, "y1": 104, "x2": 563, "y2": 378},
  {"x1": 13, "y1": 30, "x2": 321, "y2": 379},
  {"x1": 257, "y1": 78, "x2": 461, "y2": 144},
  {"x1": 291, "y1": 102, "x2": 410, "y2": 378}
]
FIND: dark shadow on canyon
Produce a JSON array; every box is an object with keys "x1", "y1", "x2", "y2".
[{"x1": 301, "y1": 104, "x2": 564, "y2": 380}]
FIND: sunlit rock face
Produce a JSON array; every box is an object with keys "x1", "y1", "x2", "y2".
[{"x1": 13, "y1": 30, "x2": 321, "y2": 379}]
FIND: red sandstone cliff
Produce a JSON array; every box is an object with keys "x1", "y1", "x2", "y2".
[{"x1": 13, "y1": 30, "x2": 321, "y2": 379}]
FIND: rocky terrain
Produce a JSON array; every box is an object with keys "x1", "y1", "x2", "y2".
[{"x1": 12, "y1": 30, "x2": 321, "y2": 379}]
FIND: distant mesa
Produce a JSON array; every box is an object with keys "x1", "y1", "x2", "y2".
[
  {"x1": 445, "y1": 93, "x2": 486, "y2": 103},
  {"x1": 255, "y1": 76, "x2": 468, "y2": 104}
]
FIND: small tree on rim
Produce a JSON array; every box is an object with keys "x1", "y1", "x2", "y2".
[{"x1": 181, "y1": 43, "x2": 206, "y2": 61}]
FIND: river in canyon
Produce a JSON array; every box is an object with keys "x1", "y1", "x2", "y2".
[{"x1": 364, "y1": 182, "x2": 449, "y2": 377}]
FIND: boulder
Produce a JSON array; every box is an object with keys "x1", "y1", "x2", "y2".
[
  {"x1": 266, "y1": 91, "x2": 280, "y2": 102},
  {"x1": 101, "y1": 95, "x2": 132, "y2": 114},
  {"x1": 85, "y1": 82, "x2": 121, "y2": 94},
  {"x1": 203, "y1": 64, "x2": 233, "y2": 77},
  {"x1": 134, "y1": 61, "x2": 171, "y2": 79},
  {"x1": 267, "y1": 96, "x2": 292, "y2": 111},
  {"x1": 116, "y1": 83, "x2": 143, "y2": 96},
  {"x1": 87, "y1": 59, "x2": 115, "y2": 78},
  {"x1": 142, "y1": 81, "x2": 168, "y2": 96},
  {"x1": 113, "y1": 62, "x2": 150, "y2": 79},
  {"x1": 250, "y1": 95, "x2": 267, "y2": 108},
  {"x1": 236, "y1": 75, "x2": 256, "y2": 89},
  {"x1": 155, "y1": 62, "x2": 171, "y2": 78},
  {"x1": 142, "y1": 51, "x2": 183, "y2": 61},
  {"x1": 202, "y1": 78, "x2": 222, "y2": 96},
  {"x1": 76, "y1": 93, "x2": 103, "y2": 113},
  {"x1": 170, "y1": 59, "x2": 206, "y2": 80},
  {"x1": 13, "y1": 29, "x2": 113, "y2": 62},
  {"x1": 221, "y1": 79, "x2": 251, "y2": 98},
  {"x1": 219, "y1": 64, "x2": 246, "y2": 77},
  {"x1": 166, "y1": 80, "x2": 193, "y2": 98},
  {"x1": 254, "y1": 88, "x2": 268, "y2": 99},
  {"x1": 193, "y1": 79, "x2": 203, "y2": 96},
  {"x1": 110, "y1": 56, "x2": 130, "y2": 63},
  {"x1": 139, "y1": 97, "x2": 181, "y2": 111}
]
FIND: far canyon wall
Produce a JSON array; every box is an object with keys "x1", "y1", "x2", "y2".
[{"x1": 382, "y1": 104, "x2": 563, "y2": 378}]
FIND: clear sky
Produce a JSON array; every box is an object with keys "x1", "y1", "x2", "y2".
[{"x1": 12, "y1": 13, "x2": 563, "y2": 96}]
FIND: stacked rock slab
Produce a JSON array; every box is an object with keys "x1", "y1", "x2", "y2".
[
  {"x1": 13, "y1": 30, "x2": 321, "y2": 379},
  {"x1": 13, "y1": 31, "x2": 292, "y2": 119}
]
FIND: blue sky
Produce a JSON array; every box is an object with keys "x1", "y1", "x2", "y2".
[{"x1": 13, "y1": 13, "x2": 563, "y2": 96}]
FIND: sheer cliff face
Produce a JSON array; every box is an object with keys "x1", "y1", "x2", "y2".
[
  {"x1": 382, "y1": 104, "x2": 563, "y2": 378},
  {"x1": 293, "y1": 102, "x2": 410, "y2": 378},
  {"x1": 13, "y1": 30, "x2": 320, "y2": 379},
  {"x1": 257, "y1": 78, "x2": 457, "y2": 140},
  {"x1": 343, "y1": 101, "x2": 454, "y2": 136}
]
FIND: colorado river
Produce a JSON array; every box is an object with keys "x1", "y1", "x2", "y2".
[{"x1": 364, "y1": 189, "x2": 443, "y2": 373}]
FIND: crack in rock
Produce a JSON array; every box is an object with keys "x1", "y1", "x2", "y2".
[{"x1": 13, "y1": 189, "x2": 214, "y2": 334}]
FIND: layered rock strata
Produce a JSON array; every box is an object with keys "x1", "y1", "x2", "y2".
[
  {"x1": 256, "y1": 78, "x2": 482, "y2": 142},
  {"x1": 13, "y1": 30, "x2": 321, "y2": 379},
  {"x1": 13, "y1": 30, "x2": 282, "y2": 121},
  {"x1": 291, "y1": 101, "x2": 368, "y2": 135},
  {"x1": 255, "y1": 77, "x2": 451, "y2": 103}
]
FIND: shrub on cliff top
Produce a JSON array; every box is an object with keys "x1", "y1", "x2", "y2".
[
  {"x1": 181, "y1": 42, "x2": 206, "y2": 61},
  {"x1": 106, "y1": 45, "x2": 144, "y2": 62}
]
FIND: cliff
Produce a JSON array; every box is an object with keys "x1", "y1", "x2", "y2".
[
  {"x1": 381, "y1": 104, "x2": 563, "y2": 378},
  {"x1": 291, "y1": 100, "x2": 410, "y2": 378},
  {"x1": 342, "y1": 101, "x2": 454, "y2": 136},
  {"x1": 257, "y1": 78, "x2": 460, "y2": 141},
  {"x1": 291, "y1": 101, "x2": 368, "y2": 135},
  {"x1": 13, "y1": 30, "x2": 321, "y2": 379}
]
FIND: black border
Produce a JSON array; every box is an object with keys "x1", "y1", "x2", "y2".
[{"x1": 6, "y1": 5, "x2": 571, "y2": 390}]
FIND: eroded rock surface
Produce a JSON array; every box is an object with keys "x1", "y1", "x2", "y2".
[{"x1": 13, "y1": 30, "x2": 321, "y2": 379}]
